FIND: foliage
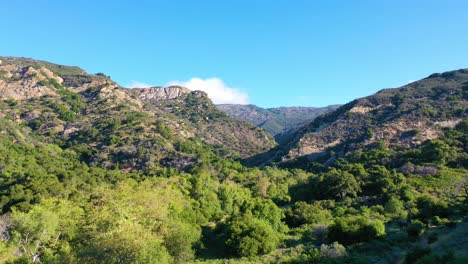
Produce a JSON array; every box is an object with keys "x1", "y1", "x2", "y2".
[
  {"x1": 328, "y1": 215, "x2": 386, "y2": 245},
  {"x1": 220, "y1": 215, "x2": 280, "y2": 258},
  {"x1": 319, "y1": 242, "x2": 347, "y2": 259},
  {"x1": 405, "y1": 245, "x2": 431, "y2": 264},
  {"x1": 0, "y1": 58, "x2": 467, "y2": 262},
  {"x1": 407, "y1": 220, "x2": 425, "y2": 237},
  {"x1": 285, "y1": 201, "x2": 333, "y2": 227}
]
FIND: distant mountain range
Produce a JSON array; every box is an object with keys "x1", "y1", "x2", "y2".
[{"x1": 216, "y1": 104, "x2": 340, "y2": 143}]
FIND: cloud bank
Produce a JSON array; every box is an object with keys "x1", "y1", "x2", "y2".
[{"x1": 167, "y1": 78, "x2": 249, "y2": 105}]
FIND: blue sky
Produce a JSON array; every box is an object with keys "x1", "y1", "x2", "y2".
[{"x1": 2, "y1": 0, "x2": 468, "y2": 107}]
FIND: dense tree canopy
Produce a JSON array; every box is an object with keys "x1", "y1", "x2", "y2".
[{"x1": 0, "y1": 106, "x2": 466, "y2": 263}]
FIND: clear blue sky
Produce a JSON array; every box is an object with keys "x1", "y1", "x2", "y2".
[{"x1": 2, "y1": 0, "x2": 468, "y2": 107}]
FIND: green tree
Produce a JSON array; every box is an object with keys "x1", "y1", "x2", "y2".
[
  {"x1": 222, "y1": 215, "x2": 280, "y2": 257},
  {"x1": 319, "y1": 169, "x2": 360, "y2": 200},
  {"x1": 384, "y1": 197, "x2": 408, "y2": 220},
  {"x1": 328, "y1": 215, "x2": 385, "y2": 245},
  {"x1": 420, "y1": 140, "x2": 457, "y2": 165},
  {"x1": 10, "y1": 199, "x2": 83, "y2": 263},
  {"x1": 82, "y1": 221, "x2": 172, "y2": 264},
  {"x1": 286, "y1": 201, "x2": 333, "y2": 227}
]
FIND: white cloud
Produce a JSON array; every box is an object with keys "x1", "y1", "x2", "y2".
[
  {"x1": 167, "y1": 77, "x2": 249, "y2": 105},
  {"x1": 126, "y1": 80, "x2": 154, "y2": 88}
]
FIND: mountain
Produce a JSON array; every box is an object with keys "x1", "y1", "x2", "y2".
[
  {"x1": 1, "y1": 56, "x2": 467, "y2": 263},
  {"x1": 216, "y1": 104, "x2": 339, "y2": 143},
  {"x1": 0, "y1": 56, "x2": 276, "y2": 171},
  {"x1": 262, "y1": 68, "x2": 468, "y2": 166}
]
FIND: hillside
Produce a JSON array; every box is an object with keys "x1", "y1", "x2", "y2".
[
  {"x1": 0, "y1": 56, "x2": 467, "y2": 264},
  {"x1": 0, "y1": 56, "x2": 275, "y2": 171},
  {"x1": 261, "y1": 69, "x2": 468, "y2": 166},
  {"x1": 216, "y1": 104, "x2": 339, "y2": 143}
]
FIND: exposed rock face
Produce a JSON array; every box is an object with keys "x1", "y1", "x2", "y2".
[
  {"x1": 131, "y1": 86, "x2": 191, "y2": 101},
  {"x1": 0, "y1": 64, "x2": 59, "y2": 100},
  {"x1": 0, "y1": 57, "x2": 143, "y2": 110}
]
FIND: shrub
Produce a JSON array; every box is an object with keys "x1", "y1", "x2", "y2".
[
  {"x1": 37, "y1": 79, "x2": 50, "y2": 86},
  {"x1": 432, "y1": 216, "x2": 449, "y2": 226},
  {"x1": 416, "y1": 195, "x2": 450, "y2": 222},
  {"x1": 156, "y1": 120, "x2": 172, "y2": 139},
  {"x1": 420, "y1": 140, "x2": 457, "y2": 165},
  {"x1": 328, "y1": 215, "x2": 386, "y2": 245},
  {"x1": 28, "y1": 119, "x2": 42, "y2": 130},
  {"x1": 320, "y1": 242, "x2": 347, "y2": 259},
  {"x1": 407, "y1": 220, "x2": 425, "y2": 237},
  {"x1": 5, "y1": 98, "x2": 17, "y2": 106},
  {"x1": 222, "y1": 215, "x2": 280, "y2": 257},
  {"x1": 286, "y1": 201, "x2": 333, "y2": 227},
  {"x1": 384, "y1": 197, "x2": 408, "y2": 220}
]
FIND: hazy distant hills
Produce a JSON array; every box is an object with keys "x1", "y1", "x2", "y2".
[{"x1": 216, "y1": 104, "x2": 340, "y2": 143}]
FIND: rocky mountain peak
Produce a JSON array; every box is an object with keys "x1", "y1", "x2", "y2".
[
  {"x1": 130, "y1": 86, "x2": 192, "y2": 101},
  {"x1": 130, "y1": 85, "x2": 209, "y2": 102},
  {"x1": 0, "y1": 63, "x2": 59, "y2": 100}
]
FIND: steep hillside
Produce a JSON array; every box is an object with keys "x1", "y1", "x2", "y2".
[
  {"x1": 258, "y1": 69, "x2": 468, "y2": 165},
  {"x1": 0, "y1": 56, "x2": 275, "y2": 171},
  {"x1": 216, "y1": 104, "x2": 339, "y2": 143}
]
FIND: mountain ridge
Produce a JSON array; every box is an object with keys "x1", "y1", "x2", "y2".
[
  {"x1": 255, "y1": 68, "x2": 468, "y2": 167},
  {"x1": 0, "y1": 56, "x2": 276, "y2": 171},
  {"x1": 216, "y1": 104, "x2": 340, "y2": 143}
]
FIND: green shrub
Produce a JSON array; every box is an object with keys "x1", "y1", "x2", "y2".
[
  {"x1": 407, "y1": 220, "x2": 425, "y2": 237},
  {"x1": 416, "y1": 195, "x2": 450, "y2": 222},
  {"x1": 156, "y1": 120, "x2": 172, "y2": 139},
  {"x1": 384, "y1": 197, "x2": 408, "y2": 220},
  {"x1": 37, "y1": 79, "x2": 50, "y2": 86},
  {"x1": 221, "y1": 215, "x2": 280, "y2": 257},
  {"x1": 432, "y1": 216, "x2": 450, "y2": 226},
  {"x1": 286, "y1": 201, "x2": 333, "y2": 227},
  {"x1": 28, "y1": 119, "x2": 42, "y2": 130},
  {"x1": 5, "y1": 98, "x2": 17, "y2": 106},
  {"x1": 328, "y1": 215, "x2": 386, "y2": 245}
]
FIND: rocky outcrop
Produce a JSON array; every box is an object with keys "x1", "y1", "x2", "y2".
[
  {"x1": 131, "y1": 86, "x2": 191, "y2": 101},
  {"x1": 0, "y1": 64, "x2": 59, "y2": 100}
]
